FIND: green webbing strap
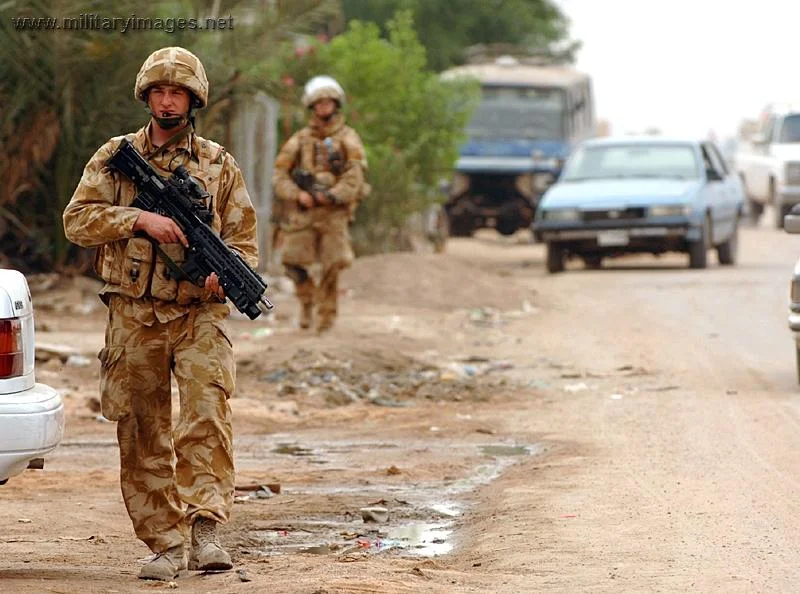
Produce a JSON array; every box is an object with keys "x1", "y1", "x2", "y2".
[{"x1": 144, "y1": 122, "x2": 194, "y2": 161}]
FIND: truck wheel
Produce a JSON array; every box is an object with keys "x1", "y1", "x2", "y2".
[
  {"x1": 716, "y1": 217, "x2": 738, "y2": 265},
  {"x1": 546, "y1": 243, "x2": 565, "y2": 273},
  {"x1": 689, "y1": 216, "x2": 710, "y2": 269},
  {"x1": 496, "y1": 217, "x2": 519, "y2": 236}
]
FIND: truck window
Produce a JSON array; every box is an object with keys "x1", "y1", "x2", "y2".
[
  {"x1": 467, "y1": 85, "x2": 566, "y2": 140},
  {"x1": 778, "y1": 114, "x2": 800, "y2": 143}
]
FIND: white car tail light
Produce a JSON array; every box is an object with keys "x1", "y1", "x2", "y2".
[{"x1": 0, "y1": 318, "x2": 23, "y2": 379}]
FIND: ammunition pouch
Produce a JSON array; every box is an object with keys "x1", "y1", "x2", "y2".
[
  {"x1": 149, "y1": 243, "x2": 185, "y2": 301},
  {"x1": 119, "y1": 237, "x2": 154, "y2": 299}
]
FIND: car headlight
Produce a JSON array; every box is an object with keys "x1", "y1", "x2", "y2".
[
  {"x1": 786, "y1": 162, "x2": 800, "y2": 186},
  {"x1": 544, "y1": 208, "x2": 580, "y2": 221},
  {"x1": 649, "y1": 204, "x2": 691, "y2": 217},
  {"x1": 451, "y1": 173, "x2": 470, "y2": 196}
]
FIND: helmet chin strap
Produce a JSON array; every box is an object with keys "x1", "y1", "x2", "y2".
[
  {"x1": 314, "y1": 106, "x2": 337, "y2": 123},
  {"x1": 147, "y1": 105, "x2": 193, "y2": 130}
]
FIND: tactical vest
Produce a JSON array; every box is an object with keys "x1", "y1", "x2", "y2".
[{"x1": 295, "y1": 125, "x2": 370, "y2": 216}]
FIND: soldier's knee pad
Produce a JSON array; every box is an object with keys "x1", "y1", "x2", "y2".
[{"x1": 285, "y1": 265, "x2": 309, "y2": 284}]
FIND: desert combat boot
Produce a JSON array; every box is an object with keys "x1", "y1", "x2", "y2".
[
  {"x1": 138, "y1": 545, "x2": 186, "y2": 581},
  {"x1": 189, "y1": 517, "x2": 233, "y2": 571}
]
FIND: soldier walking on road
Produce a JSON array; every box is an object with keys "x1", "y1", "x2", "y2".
[
  {"x1": 63, "y1": 46, "x2": 259, "y2": 582},
  {"x1": 272, "y1": 75, "x2": 369, "y2": 333}
]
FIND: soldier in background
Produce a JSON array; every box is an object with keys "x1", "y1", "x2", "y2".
[
  {"x1": 63, "y1": 46, "x2": 258, "y2": 582},
  {"x1": 272, "y1": 75, "x2": 369, "y2": 333}
]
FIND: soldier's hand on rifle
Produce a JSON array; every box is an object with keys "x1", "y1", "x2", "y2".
[
  {"x1": 204, "y1": 272, "x2": 225, "y2": 300},
  {"x1": 297, "y1": 191, "x2": 315, "y2": 209},
  {"x1": 314, "y1": 191, "x2": 331, "y2": 206},
  {"x1": 133, "y1": 211, "x2": 189, "y2": 247}
]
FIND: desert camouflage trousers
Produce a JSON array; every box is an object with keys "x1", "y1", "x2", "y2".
[
  {"x1": 98, "y1": 295, "x2": 236, "y2": 553},
  {"x1": 280, "y1": 207, "x2": 353, "y2": 326}
]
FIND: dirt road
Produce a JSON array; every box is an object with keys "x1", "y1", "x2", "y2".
[{"x1": 3, "y1": 219, "x2": 800, "y2": 593}]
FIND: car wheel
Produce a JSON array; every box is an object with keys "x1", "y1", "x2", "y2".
[
  {"x1": 546, "y1": 243, "x2": 565, "y2": 273},
  {"x1": 689, "y1": 216, "x2": 710, "y2": 269},
  {"x1": 716, "y1": 217, "x2": 738, "y2": 266}
]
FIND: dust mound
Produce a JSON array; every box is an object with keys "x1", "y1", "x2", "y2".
[{"x1": 342, "y1": 252, "x2": 531, "y2": 312}]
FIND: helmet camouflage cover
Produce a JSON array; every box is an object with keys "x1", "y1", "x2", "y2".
[
  {"x1": 134, "y1": 46, "x2": 209, "y2": 108},
  {"x1": 302, "y1": 75, "x2": 345, "y2": 108}
]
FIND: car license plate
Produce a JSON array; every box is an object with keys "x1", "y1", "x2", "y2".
[{"x1": 597, "y1": 230, "x2": 630, "y2": 246}]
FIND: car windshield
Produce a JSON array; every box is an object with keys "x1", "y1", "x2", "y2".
[
  {"x1": 560, "y1": 144, "x2": 700, "y2": 181},
  {"x1": 467, "y1": 85, "x2": 565, "y2": 140},
  {"x1": 779, "y1": 115, "x2": 800, "y2": 143}
]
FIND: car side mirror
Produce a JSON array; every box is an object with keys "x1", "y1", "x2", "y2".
[{"x1": 706, "y1": 168, "x2": 723, "y2": 182}]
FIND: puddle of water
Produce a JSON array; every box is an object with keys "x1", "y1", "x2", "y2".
[
  {"x1": 237, "y1": 436, "x2": 541, "y2": 560},
  {"x1": 479, "y1": 444, "x2": 530, "y2": 457},
  {"x1": 429, "y1": 502, "x2": 461, "y2": 517},
  {"x1": 382, "y1": 523, "x2": 453, "y2": 556}
]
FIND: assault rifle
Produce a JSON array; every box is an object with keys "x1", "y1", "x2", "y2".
[
  {"x1": 106, "y1": 138, "x2": 273, "y2": 320},
  {"x1": 291, "y1": 168, "x2": 340, "y2": 207}
]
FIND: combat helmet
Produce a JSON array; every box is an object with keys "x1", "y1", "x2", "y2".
[
  {"x1": 134, "y1": 46, "x2": 209, "y2": 109},
  {"x1": 302, "y1": 75, "x2": 345, "y2": 109}
]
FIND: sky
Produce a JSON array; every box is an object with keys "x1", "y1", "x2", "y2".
[{"x1": 554, "y1": 0, "x2": 800, "y2": 139}]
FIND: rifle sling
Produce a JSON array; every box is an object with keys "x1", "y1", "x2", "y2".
[
  {"x1": 144, "y1": 123, "x2": 194, "y2": 161},
  {"x1": 151, "y1": 241, "x2": 192, "y2": 283}
]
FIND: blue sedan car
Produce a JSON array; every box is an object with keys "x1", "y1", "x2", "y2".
[{"x1": 532, "y1": 136, "x2": 745, "y2": 273}]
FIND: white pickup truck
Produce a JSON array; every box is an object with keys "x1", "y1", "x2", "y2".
[{"x1": 735, "y1": 103, "x2": 800, "y2": 228}]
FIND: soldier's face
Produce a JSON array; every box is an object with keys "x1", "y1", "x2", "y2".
[
  {"x1": 147, "y1": 84, "x2": 191, "y2": 118},
  {"x1": 313, "y1": 98, "x2": 337, "y2": 119}
]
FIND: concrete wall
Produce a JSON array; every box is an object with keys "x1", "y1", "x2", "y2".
[{"x1": 227, "y1": 92, "x2": 279, "y2": 272}]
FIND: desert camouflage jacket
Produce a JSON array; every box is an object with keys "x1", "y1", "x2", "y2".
[
  {"x1": 273, "y1": 113, "x2": 369, "y2": 208},
  {"x1": 63, "y1": 122, "x2": 258, "y2": 325}
]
